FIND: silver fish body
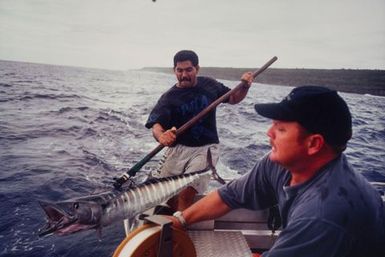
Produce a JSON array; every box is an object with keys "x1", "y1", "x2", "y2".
[{"x1": 38, "y1": 169, "x2": 210, "y2": 237}]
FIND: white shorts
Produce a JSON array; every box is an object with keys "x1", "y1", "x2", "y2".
[{"x1": 152, "y1": 144, "x2": 219, "y2": 194}]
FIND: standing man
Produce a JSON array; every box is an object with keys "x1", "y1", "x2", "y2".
[
  {"x1": 168, "y1": 86, "x2": 385, "y2": 257},
  {"x1": 145, "y1": 50, "x2": 253, "y2": 211}
]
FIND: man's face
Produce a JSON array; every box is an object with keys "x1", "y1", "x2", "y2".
[
  {"x1": 267, "y1": 120, "x2": 309, "y2": 168},
  {"x1": 174, "y1": 60, "x2": 199, "y2": 88}
]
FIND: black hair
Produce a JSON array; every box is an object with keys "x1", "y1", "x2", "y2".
[{"x1": 173, "y1": 50, "x2": 199, "y2": 67}]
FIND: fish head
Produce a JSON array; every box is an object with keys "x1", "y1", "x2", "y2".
[{"x1": 38, "y1": 200, "x2": 103, "y2": 237}]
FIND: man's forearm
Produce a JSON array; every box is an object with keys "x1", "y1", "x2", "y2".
[
  {"x1": 229, "y1": 85, "x2": 250, "y2": 104},
  {"x1": 152, "y1": 123, "x2": 164, "y2": 142},
  {"x1": 152, "y1": 123, "x2": 176, "y2": 146},
  {"x1": 183, "y1": 190, "x2": 232, "y2": 225},
  {"x1": 228, "y1": 71, "x2": 253, "y2": 104}
]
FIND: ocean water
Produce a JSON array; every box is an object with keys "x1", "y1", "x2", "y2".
[{"x1": 0, "y1": 60, "x2": 384, "y2": 257}]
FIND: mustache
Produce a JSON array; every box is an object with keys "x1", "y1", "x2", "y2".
[{"x1": 180, "y1": 77, "x2": 191, "y2": 82}]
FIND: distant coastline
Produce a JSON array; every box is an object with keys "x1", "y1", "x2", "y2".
[{"x1": 142, "y1": 67, "x2": 385, "y2": 96}]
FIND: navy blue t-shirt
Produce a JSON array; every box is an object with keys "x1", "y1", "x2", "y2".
[
  {"x1": 219, "y1": 154, "x2": 385, "y2": 257},
  {"x1": 145, "y1": 77, "x2": 230, "y2": 147}
]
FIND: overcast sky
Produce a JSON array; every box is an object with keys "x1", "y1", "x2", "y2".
[{"x1": 0, "y1": 0, "x2": 384, "y2": 70}]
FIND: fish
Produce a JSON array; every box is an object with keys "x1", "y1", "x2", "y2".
[{"x1": 38, "y1": 151, "x2": 215, "y2": 237}]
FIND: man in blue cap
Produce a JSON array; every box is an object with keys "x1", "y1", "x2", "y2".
[{"x1": 169, "y1": 86, "x2": 385, "y2": 257}]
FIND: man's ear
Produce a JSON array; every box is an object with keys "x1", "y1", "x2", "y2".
[
  {"x1": 195, "y1": 65, "x2": 200, "y2": 73},
  {"x1": 307, "y1": 134, "x2": 325, "y2": 155}
]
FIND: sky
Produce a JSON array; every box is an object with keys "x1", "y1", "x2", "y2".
[{"x1": 0, "y1": 0, "x2": 384, "y2": 70}]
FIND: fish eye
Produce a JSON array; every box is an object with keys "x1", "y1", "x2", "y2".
[{"x1": 73, "y1": 203, "x2": 79, "y2": 209}]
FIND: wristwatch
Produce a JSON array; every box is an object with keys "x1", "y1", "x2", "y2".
[{"x1": 173, "y1": 211, "x2": 187, "y2": 228}]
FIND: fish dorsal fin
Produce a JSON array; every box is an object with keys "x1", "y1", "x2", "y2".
[{"x1": 206, "y1": 148, "x2": 226, "y2": 185}]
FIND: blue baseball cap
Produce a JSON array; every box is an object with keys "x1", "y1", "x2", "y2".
[{"x1": 254, "y1": 86, "x2": 352, "y2": 149}]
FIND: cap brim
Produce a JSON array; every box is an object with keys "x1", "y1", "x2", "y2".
[{"x1": 254, "y1": 103, "x2": 297, "y2": 121}]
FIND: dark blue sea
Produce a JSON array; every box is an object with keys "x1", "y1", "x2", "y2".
[{"x1": 1, "y1": 60, "x2": 384, "y2": 257}]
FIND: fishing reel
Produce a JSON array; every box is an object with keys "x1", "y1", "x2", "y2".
[{"x1": 113, "y1": 215, "x2": 196, "y2": 257}]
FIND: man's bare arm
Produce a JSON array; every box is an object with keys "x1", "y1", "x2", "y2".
[
  {"x1": 152, "y1": 123, "x2": 176, "y2": 146},
  {"x1": 228, "y1": 71, "x2": 253, "y2": 104},
  {"x1": 170, "y1": 190, "x2": 232, "y2": 228}
]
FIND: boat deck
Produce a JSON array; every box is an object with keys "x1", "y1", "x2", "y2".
[
  {"x1": 187, "y1": 206, "x2": 279, "y2": 256},
  {"x1": 188, "y1": 230, "x2": 251, "y2": 257}
]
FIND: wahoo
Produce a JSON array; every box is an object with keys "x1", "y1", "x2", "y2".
[{"x1": 38, "y1": 168, "x2": 211, "y2": 237}]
